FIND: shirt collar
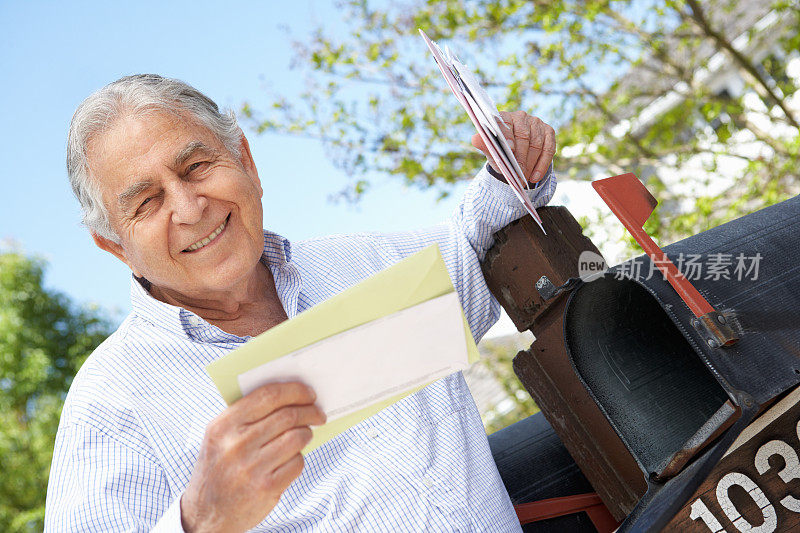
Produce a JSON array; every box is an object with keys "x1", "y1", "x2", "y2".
[
  {"x1": 129, "y1": 230, "x2": 293, "y2": 341},
  {"x1": 261, "y1": 228, "x2": 293, "y2": 267}
]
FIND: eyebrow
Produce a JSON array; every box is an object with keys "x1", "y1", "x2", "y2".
[
  {"x1": 173, "y1": 140, "x2": 218, "y2": 168},
  {"x1": 117, "y1": 181, "x2": 156, "y2": 212}
]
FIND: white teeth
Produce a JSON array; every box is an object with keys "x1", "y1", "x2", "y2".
[{"x1": 185, "y1": 218, "x2": 227, "y2": 252}]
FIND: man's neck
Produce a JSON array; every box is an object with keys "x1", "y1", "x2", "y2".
[{"x1": 149, "y1": 262, "x2": 289, "y2": 337}]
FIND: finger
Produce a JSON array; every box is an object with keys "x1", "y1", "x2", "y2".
[
  {"x1": 265, "y1": 453, "x2": 305, "y2": 496},
  {"x1": 259, "y1": 426, "x2": 313, "y2": 472},
  {"x1": 472, "y1": 133, "x2": 500, "y2": 172},
  {"x1": 512, "y1": 114, "x2": 532, "y2": 181},
  {"x1": 246, "y1": 404, "x2": 327, "y2": 449},
  {"x1": 543, "y1": 124, "x2": 557, "y2": 157},
  {"x1": 525, "y1": 119, "x2": 544, "y2": 183},
  {"x1": 471, "y1": 132, "x2": 487, "y2": 155},
  {"x1": 532, "y1": 125, "x2": 556, "y2": 183},
  {"x1": 232, "y1": 382, "x2": 318, "y2": 425}
]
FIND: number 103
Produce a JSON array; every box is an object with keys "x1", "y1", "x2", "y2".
[{"x1": 689, "y1": 420, "x2": 800, "y2": 532}]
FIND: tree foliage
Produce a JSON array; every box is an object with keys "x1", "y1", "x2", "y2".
[
  {"x1": 0, "y1": 251, "x2": 112, "y2": 531},
  {"x1": 245, "y1": 0, "x2": 799, "y2": 427},
  {"x1": 246, "y1": 0, "x2": 799, "y2": 245}
]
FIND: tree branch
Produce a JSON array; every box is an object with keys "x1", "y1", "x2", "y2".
[
  {"x1": 684, "y1": 0, "x2": 799, "y2": 128},
  {"x1": 570, "y1": 71, "x2": 658, "y2": 161}
]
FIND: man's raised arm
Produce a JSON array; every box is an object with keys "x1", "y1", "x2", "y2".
[{"x1": 365, "y1": 110, "x2": 557, "y2": 341}]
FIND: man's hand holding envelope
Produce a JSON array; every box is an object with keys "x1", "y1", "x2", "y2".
[
  {"x1": 182, "y1": 383, "x2": 326, "y2": 533},
  {"x1": 472, "y1": 109, "x2": 557, "y2": 186},
  {"x1": 205, "y1": 245, "x2": 481, "y2": 451}
]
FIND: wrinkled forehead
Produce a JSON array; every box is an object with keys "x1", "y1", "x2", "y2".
[
  {"x1": 89, "y1": 109, "x2": 219, "y2": 172},
  {"x1": 94, "y1": 107, "x2": 219, "y2": 152}
]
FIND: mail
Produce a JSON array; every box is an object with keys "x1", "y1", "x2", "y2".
[
  {"x1": 419, "y1": 29, "x2": 545, "y2": 233},
  {"x1": 237, "y1": 291, "x2": 469, "y2": 423}
]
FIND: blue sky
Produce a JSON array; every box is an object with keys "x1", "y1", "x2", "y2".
[{"x1": 0, "y1": 0, "x2": 477, "y2": 320}]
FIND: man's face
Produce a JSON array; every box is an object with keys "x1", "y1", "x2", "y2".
[{"x1": 88, "y1": 110, "x2": 265, "y2": 300}]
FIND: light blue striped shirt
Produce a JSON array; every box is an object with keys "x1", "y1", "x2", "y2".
[{"x1": 45, "y1": 166, "x2": 556, "y2": 532}]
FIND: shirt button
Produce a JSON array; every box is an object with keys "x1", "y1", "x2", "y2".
[
  {"x1": 188, "y1": 316, "x2": 202, "y2": 327},
  {"x1": 421, "y1": 477, "x2": 434, "y2": 488},
  {"x1": 366, "y1": 428, "x2": 379, "y2": 439}
]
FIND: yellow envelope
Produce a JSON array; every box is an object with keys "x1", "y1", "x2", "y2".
[{"x1": 205, "y1": 244, "x2": 480, "y2": 452}]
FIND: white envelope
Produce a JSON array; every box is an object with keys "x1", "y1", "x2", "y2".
[{"x1": 237, "y1": 292, "x2": 470, "y2": 422}]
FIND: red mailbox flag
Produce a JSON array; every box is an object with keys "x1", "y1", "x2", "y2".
[{"x1": 592, "y1": 173, "x2": 737, "y2": 346}]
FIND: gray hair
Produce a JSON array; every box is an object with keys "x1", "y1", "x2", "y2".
[{"x1": 66, "y1": 74, "x2": 242, "y2": 241}]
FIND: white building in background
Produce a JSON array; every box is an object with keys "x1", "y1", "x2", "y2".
[{"x1": 556, "y1": 0, "x2": 799, "y2": 263}]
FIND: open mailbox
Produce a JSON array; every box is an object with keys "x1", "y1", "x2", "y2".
[
  {"x1": 565, "y1": 274, "x2": 736, "y2": 482},
  {"x1": 482, "y1": 178, "x2": 800, "y2": 531}
]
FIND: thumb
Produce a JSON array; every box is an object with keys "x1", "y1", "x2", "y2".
[{"x1": 471, "y1": 133, "x2": 488, "y2": 155}]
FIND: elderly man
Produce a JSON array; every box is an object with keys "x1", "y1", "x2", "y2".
[{"x1": 45, "y1": 74, "x2": 557, "y2": 532}]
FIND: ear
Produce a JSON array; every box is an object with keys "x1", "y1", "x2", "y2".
[
  {"x1": 91, "y1": 233, "x2": 142, "y2": 277},
  {"x1": 237, "y1": 130, "x2": 263, "y2": 198}
]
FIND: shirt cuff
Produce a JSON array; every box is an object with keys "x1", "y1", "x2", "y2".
[
  {"x1": 152, "y1": 494, "x2": 186, "y2": 533},
  {"x1": 485, "y1": 163, "x2": 542, "y2": 190},
  {"x1": 485, "y1": 163, "x2": 506, "y2": 182},
  {"x1": 477, "y1": 163, "x2": 556, "y2": 209}
]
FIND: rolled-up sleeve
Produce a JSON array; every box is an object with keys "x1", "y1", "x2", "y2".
[{"x1": 454, "y1": 163, "x2": 556, "y2": 261}]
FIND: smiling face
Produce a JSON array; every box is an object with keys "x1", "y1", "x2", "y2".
[{"x1": 88, "y1": 110, "x2": 266, "y2": 302}]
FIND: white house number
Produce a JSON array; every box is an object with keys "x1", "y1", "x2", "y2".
[{"x1": 688, "y1": 420, "x2": 800, "y2": 532}]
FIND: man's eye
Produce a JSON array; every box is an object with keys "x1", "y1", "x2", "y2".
[
  {"x1": 137, "y1": 197, "x2": 153, "y2": 213},
  {"x1": 188, "y1": 161, "x2": 206, "y2": 172}
]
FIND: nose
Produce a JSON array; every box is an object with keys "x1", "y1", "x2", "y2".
[{"x1": 169, "y1": 182, "x2": 208, "y2": 225}]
